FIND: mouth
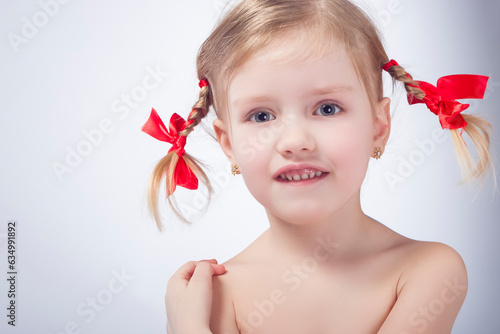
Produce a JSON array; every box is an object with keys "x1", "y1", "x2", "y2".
[{"x1": 275, "y1": 168, "x2": 328, "y2": 183}]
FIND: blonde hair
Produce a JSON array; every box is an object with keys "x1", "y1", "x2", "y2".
[
  {"x1": 383, "y1": 65, "x2": 493, "y2": 184},
  {"x1": 146, "y1": 0, "x2": 493, "y2": 229}
]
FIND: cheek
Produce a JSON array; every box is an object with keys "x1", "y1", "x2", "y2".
[
  {"x1": 231, "y1": 135, "x2": 271, "y2": 201},
  {"x1": 229, "y1": 131, "x2": 274, "y2": 202},
  {"x1": 323, "y1": 115, "x2": 374, "y2": 178},
  {"x1": 230, "y1": 124, "x2": 279, "y2": 170},
  {"x1": 236, "y1": 154, "x2": 272, "y2": 209},
  {"x1": 231, "y1": 133, "x2": 264, "y2": 170}
]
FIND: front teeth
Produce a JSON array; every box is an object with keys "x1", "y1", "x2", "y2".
[{"x1": 279, "y1": 171, "x2": 323, "y2": 181}]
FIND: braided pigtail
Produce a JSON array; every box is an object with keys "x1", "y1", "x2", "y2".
[
  {"x1": 382, "y1": 59, "x2": 493, "y2": 183},
  {"x1": 383, "y1": 62, "x2": 425, "y2": 100},
  {"x1": 144, "y1": 80, "x2": 213, "y2": 229}
]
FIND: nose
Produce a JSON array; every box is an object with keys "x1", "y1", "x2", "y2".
[{"x1": 276, "y1": 117, "x2": 316, "y2": 156}]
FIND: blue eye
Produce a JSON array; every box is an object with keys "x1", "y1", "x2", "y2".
[
  {"x1": 250, "y1": 111, "x2": 275, "y2": 122},
  {"x1": 315, "y1": 103, "x2": 340, "y2": 116}
]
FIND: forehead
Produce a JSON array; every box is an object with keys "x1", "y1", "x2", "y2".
[{"x1": 228, "y1": 31, "x2": 363, "y2": 105}]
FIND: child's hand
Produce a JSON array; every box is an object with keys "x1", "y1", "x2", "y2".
[{"x1": 166, "y1": 259, "x2": 226, "y2": 334}]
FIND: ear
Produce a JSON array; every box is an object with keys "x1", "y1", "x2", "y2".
[
  {"x1": 213, "y1": 118, "x2": 234, "y2": 161},
  {"x1": 373, "y1": 97, "x2": 391, "y2": 148}
]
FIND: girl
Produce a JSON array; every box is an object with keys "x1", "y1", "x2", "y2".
[{"x1": 142, "y1": 0, "x2": 492, "y2": 333}]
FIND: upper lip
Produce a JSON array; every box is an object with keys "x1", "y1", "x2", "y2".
[{"x1": 273, "y1": 163, "x2": 328, "y2": 179}]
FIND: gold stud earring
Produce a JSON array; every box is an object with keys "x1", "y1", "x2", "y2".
[
  {"x1": 231, "y1": 163, "x2": 241, "y2": 175},
  {"x1": 373, "y1": 147, "x2": 383, "y2": 160}
]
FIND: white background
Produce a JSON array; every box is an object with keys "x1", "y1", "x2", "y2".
[{"x1": 0, "y1": 0, "x2": 499, "y2": 333}]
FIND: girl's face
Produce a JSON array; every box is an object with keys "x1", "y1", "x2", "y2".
[{"x1": 214, "y1": 35, "x2": 390, "y2": 226}]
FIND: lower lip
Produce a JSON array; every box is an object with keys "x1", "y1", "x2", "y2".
[{"x1": 274, "y1": 173, "x2": 328, "y2": 186}]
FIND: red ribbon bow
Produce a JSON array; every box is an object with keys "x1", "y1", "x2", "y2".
[
  {"x1": 408, "y1": 75, "x2": 489, "y2": 130},
  {"x1": 141, "y1": 108, "x2": 198, "y2": 193},
  {"x1": 382, "y1": 59, "x2": 489, "y2": 130},
  {"x1": 199, "y1": 79, "x2": 209, "y2": 88}
]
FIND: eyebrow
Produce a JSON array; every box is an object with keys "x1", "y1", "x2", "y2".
[
  {"x1": 232, "y1": 95, "x2": 273, "y2": 107},
  {"x1": 307, "y1": 85, "x2": 354, "y2": 96},
  {"x1": 232, "y1": 85, "x2": 354, "y2": 106}
]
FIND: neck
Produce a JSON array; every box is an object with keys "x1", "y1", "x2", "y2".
[{"x1": 264, "y1": 192, "x2": 371, "y2": 262}]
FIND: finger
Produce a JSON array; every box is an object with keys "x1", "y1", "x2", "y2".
[
  {"x1": 167, "y1": 261, "x2": 197, "y2": 291},
  {"x1": 201, "y1": 259, "x2": 218, "y2": 264},
  {"x1": 211, "y1": 263, "x2": 227, "y2": 275},
  {"x1": 167, "y1": 260, "x2": 225, "y2": 291},
  {"x1": 173, "y1": 261, "x2": 197, "y2": 280},
  {"x1": 199, "y1": 259, "x2": 226, "y2": 275},
  {"x1": 170, "y1": 259, "x2": 218, "y2": 281},
  {"x1": 188, "y1": 261, "x2": 215, "y2": 291}
]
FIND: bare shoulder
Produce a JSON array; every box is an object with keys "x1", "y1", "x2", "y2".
[
  {"x1": 386, "y1": 235, "x2": 468, "y2": 300},
  {"x1": 398, "y1": 240, "x2": 467, "y2": 287},
  {"x1": 210, "y1": 230, "x2": 271, "y2": 334},
  {"x1": 210, "y1": 258, "x2": 249, "y2": 334},
  {"x1": 376, "y1": 224, "x2": 467, "y2": 283},
  {"x1": 378, "y1": 238, "x2": 468, "y2": 333},
  {"x1": 210, "y1": 262, "x2": 240, "y2": 334}
]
